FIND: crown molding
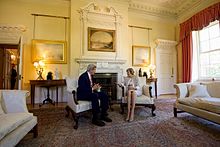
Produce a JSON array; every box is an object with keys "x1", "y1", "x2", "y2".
[
  {"x1": 129, "y1": 2, "x2": 178, "y2": 19},
  {"x1": 0, "y1": 24, "x2": 26, "y2": 44},
  {"x1": 177, "y1": 0, "x2": 219, "y2": 23},
  {"x1": 129, "y1": 0, "x2": 218, "y2": 20}
]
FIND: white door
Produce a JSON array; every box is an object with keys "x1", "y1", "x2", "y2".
[
  {"x1": 17, "y1": 37, "x2": 23, "y2": 89},
  {"x1": 156, "y1": 40, "x2": 177, "y2": 95}
]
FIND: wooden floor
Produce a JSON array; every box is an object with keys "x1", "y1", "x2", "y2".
[{"x1": 27, "y1": 102, "x2": 67, "y2": 111}]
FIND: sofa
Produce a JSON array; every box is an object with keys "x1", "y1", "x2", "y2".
[
  {"x1": 0, "y1": 90, "x2": 38, "y2": 147},
  {"x1": 173, "y1": 81, "x2": 220, "y2": 124}
]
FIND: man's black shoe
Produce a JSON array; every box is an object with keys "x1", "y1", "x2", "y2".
[
  {"x1": 101, "y1": 116, "x2": 112, "y2": 122},
  {"x1": 92, "y1": 119, "x2": 105, "y2": 126}
]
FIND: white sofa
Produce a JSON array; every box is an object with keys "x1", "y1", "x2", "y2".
[
  {"x1": 174, "y1": 81, "x2": 220, "y2": 124},
  {"x1": 0, "y1": 90, "x2": 38, "y2": 147}
]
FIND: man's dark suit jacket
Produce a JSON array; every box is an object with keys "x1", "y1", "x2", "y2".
[{"x1": 77, "y1": 71, "x2": 93, "y2": 100}]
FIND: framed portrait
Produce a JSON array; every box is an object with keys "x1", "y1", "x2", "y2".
[
  {"x1": 132, "y1": 45, "x2": 151, "y2": 66},
  {"x1": 32, "y1": 39, "x2": 67, "y2": 64},
  {"x1": 88, "y1": 27, "x2": 115, "y2": 52}
]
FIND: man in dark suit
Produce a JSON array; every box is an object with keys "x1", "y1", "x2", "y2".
[
  {"x1": 11, "y1": 64, "x2": 17, "y2": 89},
  {"x1": 77, "y1": 64, "x2": 112, "y2": 126}
]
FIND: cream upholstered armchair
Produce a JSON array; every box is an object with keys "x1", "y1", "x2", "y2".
[
  {"x1": 118, "y1": 77, "x2": 156, "y2": 116},
  {"x1": 65, "y1": 77, "x2": 92, "y2": 129}
]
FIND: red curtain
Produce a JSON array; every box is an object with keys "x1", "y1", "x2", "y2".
[{"x1": 180, "y1": 2, "x2": 220, "y2": 82}]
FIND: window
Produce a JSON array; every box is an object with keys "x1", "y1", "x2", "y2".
[{"x1": 192, "y1": 20, "x2": 220, "y2": 81}]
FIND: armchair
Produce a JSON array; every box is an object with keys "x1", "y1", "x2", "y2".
[
  {"x1": 118, "y1": 77, "x2": 156, "y2": 116},
  {"x1": 65, "y1": 77, "x2": 92, "y2": 129},
  {"x1": 0, "y1": 90, "x2": 38, "y2": 147}
]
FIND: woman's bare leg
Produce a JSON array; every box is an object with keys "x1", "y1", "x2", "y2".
[
  {"x1": 129, "y1": 91, "x2": 136, "y2": 121},
  {"x1": 126, "y1": 91, "x2": 131, "y2": 121}
]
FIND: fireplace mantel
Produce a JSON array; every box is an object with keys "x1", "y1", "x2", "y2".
[
  {"x1": 75, "y1": 58, "x2": 126, "y2": 64},
  {"x1": 75, "y1": 58, "x2": 126, "y2": 99},
  {"x1": 75, "y1": 58, "x2": 126, "y2": 74}
]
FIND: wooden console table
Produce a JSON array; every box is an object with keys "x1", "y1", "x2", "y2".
[
  {"x1": 146, "y1": 78, "x2": 157, "y2": 98},
  {"x1": 30, "y1": 79, "x2": 66, "y2": 107}
]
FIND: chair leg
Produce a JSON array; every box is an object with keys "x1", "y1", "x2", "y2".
[
  {"x1": 33, "y1": 124, "x2": 38, "y2": 138},
  {"x1": 151, "y1": 104, "x2": 156, "y2": 116},
  {"x1": 73, "y1": 115, "x2": 79, "y2": 129},
  {"x1": 65, "y1": 106, "x2": 70, "y2": 117},
  {"x1": 174, "y1": 107, "x2": 177, "y2": 117},
  {"x1": 120, "y1": 103, "x2": 125, "y2": 114}
]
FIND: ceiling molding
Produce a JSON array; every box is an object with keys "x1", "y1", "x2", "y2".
[
  {"x1": 129, "y1": 2, "x2": 178, "y2": 19},
  {"x1": 0, "y1": 24, "x2": 26, "y2": 44},
  {"x1": 128, "y1": 0, "x2": 218, "y2": 20}
]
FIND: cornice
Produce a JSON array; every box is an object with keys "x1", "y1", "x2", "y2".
[
  {"x1": 128, "y1": 0, "x2": 217, "y2": 20},
  {"x1": 0, "y1": 24, "x2": 27, "y2": 32},
  {"x1": 155, "y1": 39, "x2": 177, "y2": 46},
  {"x1": 177, "y1": 0, "x2": 219, "y2": 23},
  {"x1": 129, "y1": 2, "x2": 178, "y2": 19}
]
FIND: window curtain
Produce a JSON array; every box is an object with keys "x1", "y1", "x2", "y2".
[{"x1": 179, "y1": 2, "x2": 220, "y2": 82}]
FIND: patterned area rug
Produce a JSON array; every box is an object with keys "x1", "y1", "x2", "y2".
[{"x1": 18, "y1": 98, "x2": 220, "y2": 147}]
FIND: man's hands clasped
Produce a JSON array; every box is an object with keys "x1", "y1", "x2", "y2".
[{"x1": 92, "y1": 83, "x2": 101, "y2": 92}]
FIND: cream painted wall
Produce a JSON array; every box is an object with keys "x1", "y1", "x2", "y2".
[
  {"x1": 70, "y1": 0, "x2": 176, "y2": 77},
  {"x1": 128, "y1": 12, "x2": 176, "y2": 74},
  {"x1": 0, "y1": 0, "x2": 70, "y2": 90},
  {"x1": 70, "y1": 0, "x2": 130, "y2": 77},
  {"x1": 0, "y1": 0, "x2": 177, "y2": 85}
]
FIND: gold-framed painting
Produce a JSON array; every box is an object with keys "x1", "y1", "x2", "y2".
[
  {"x1": 132, "y1": 45, "x2": 151, "y2": 66},
  {"x1": 88, "y1": 27, "x2": 115, "y2": 52},
  {"x1": 32, "y1": 39, "x2": 67, "y2": 64}
]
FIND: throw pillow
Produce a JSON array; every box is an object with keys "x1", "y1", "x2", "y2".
[
  {"x1": 188, "y1": 84, "x2": 211, "y2": 98},
  {"x1": 142, "y1": 85, "x2": 150, "y2": 97},
  {"x1": 2, "y1": 90, "x2": 29, "y2": 113}
]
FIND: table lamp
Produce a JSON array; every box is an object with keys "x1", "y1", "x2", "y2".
[{"x1": 33, "y1": 60, "x2": 45, "y2": 80}]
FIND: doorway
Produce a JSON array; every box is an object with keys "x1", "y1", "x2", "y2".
[
  {"x1": 0, "y1": 44, "x2": 19, "y2": 89},
  {"x1": 155, "y1": 40, "x2": 177, "y2": 95}
]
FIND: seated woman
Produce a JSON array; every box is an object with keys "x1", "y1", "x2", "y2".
[{"x1": 122, "y1": 68, "x2": 141, "y2": 122}]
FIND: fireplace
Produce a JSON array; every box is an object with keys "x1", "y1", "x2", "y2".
[
  {"x1": 93, "y1": 73, "x2": 117, "y2": 102},
  {"x1": 75, "y1": 58, "x2": 126, "y2": 100}
]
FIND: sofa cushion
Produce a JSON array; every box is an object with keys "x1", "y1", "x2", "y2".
[
  {"x1": 178, "y1": 97, "x2": 220, "y2": 114},
  {"x1": 136, "y1": 95, "x2": 155, "y2": 104},
  {"x1": 2, "y1": 90, "x2": 29, "y2": 113},
  {"x1": 188, "y1": 84, "x2": 210, "y2": 98},
  {"x1": 0, "y1": 113, "x2": 33, "y2": 140},
  {"x1": 201, "y1": 82, "x2": 220, "y2": 98}
]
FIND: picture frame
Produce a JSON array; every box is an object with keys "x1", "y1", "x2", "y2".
[
  {"x1": 88, "y1": 27, "x2": 115, "y2": 52},
  {"x1": 132, "y1": 45, "x2": 151, "y2": 66},
  {"x1": 32, "y1": 39, "x2": 67, "y2": 64}
]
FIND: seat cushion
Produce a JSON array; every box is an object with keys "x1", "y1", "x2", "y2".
[
  {"x1": 178, "y1": 97, "x2": 220, "y2": 114},
  {"x1": 68, "y1": 100, "x2": 92, "y2": 113},
  {"x1": 136, "y1": 95, "x2": 155, "y2": 104},
  {"x1": 0, "y1": 113, "x2": 33, "y2": 140},
  {"x1": 122, "y1": 95, "x2": 154, "y2": 104}
]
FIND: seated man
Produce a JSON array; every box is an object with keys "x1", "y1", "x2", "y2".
[{"x1": 77, "y1": 64, "x2": 112, "y2": 126}]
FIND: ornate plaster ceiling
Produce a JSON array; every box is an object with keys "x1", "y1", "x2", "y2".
[{"x1": 129, "y1": 0, "x2": 217, "y2": 18}]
